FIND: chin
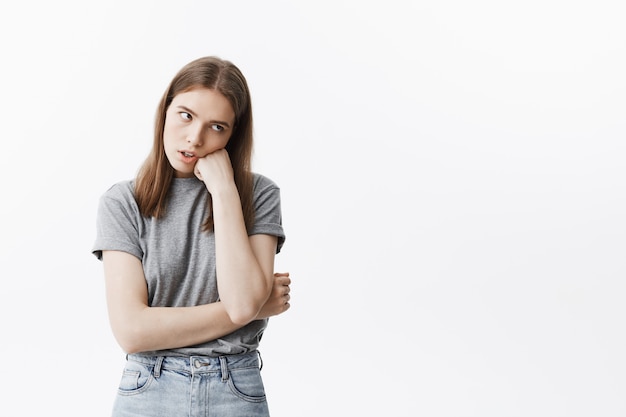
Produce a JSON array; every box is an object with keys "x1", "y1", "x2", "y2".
[{"x1": 174, "y1": 169, "x2": 195, "y2": 178}]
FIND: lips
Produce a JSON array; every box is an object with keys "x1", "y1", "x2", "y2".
[{"x1": 179, "y1": 150, "x2": 198, "y2": 163}]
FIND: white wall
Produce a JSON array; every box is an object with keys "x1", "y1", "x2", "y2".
[{"x1": 0, "y1": 1, "x2": 624, "y2": 415}]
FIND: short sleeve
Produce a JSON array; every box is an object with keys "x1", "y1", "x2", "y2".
[
  {"x1": 92, "y1": 182, "x2": 144, "y2": 261},
  {"x1": 250, "y1": 174, "x2": 286, "y2": 253}
]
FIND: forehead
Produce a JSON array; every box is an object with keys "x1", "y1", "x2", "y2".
[{"x1": 170, "y1": 87, "x2": 235, "y2": 122}]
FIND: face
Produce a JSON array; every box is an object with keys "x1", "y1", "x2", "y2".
[{"x1": 163, "y1": 87, "x2": 236, "y2": 178}]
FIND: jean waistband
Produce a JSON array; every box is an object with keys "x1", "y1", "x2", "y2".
[{"x1": 127, "y1": 350, "x2": 262, "y2": 376}]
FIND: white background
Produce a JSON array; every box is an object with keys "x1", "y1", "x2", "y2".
[{"x1": 0, "y1": 1, "x2": 624, "y2": 416}]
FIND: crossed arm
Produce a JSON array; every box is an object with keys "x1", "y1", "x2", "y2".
[{"x1": 102, "y1": 236, "x2": 290, "y2": 354}]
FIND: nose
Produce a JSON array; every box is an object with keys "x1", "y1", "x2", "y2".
[
  {"x1": 187, "y1": 133, "x2": 202, "y2": 146},
  {"x1": 187, "y1": 127, "x2": 204, "y2": 147}
]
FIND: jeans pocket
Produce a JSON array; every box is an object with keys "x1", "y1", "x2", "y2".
[
  {"x1": 118, "y1": 360, "x2": 154, "y2": 395},
  {"x1": 227, "y1": 367, "x2": 267, "y2": 403}
]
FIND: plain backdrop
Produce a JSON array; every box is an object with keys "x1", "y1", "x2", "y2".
[{"x1": 0, "y1": 1, "x2": 624, "y2": 416}]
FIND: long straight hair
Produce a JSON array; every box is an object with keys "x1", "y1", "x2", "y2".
[{"x1": 134, "y1": 56, "x2": 255, "y2": 232}]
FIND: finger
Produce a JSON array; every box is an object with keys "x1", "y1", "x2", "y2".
[{"x1": 275, "y1": 276, "x2": 291, "y2": 286}]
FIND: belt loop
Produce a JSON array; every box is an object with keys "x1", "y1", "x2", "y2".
[
  {"x1": 257, "y1": 350, "x2": 263, "y2": 371},
  {"x1": 153, "y1": 356, "x2": 164, "y2": 379},
  {"x1": 219, "y1": 356, "x2": 229, "y2": 382}
]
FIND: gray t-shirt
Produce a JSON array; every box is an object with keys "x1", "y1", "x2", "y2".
[{"x1": 92, "y1": 173, "x2": 285, "y2": 357}]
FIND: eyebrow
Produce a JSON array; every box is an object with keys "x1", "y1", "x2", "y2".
[{"x1": 176, "y1": 105, "x2": 232, "y2": 128}]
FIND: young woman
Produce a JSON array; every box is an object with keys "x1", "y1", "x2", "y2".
[{"x1": 92, "y1": 56, "x2": 290, "y2": 416}]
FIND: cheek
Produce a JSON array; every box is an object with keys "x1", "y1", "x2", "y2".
[
  {"x1": 205, "y1": 132, "x2": 231, "y2": 148},
  {"x1": 162, "y1": 123, "x2": 179, "y2": 145}
]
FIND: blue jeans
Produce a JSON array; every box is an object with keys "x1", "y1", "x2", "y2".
[{"x1": 112, "y1": 351, "x2": 270, "y2": 417}]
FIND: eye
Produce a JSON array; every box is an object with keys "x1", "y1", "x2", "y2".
[
  {"x1": 179, "y1": 112, "x2": 192, "y2": 121},
  {"x1": 211, "y1": 124, "x2": 224, "y2": 132}
]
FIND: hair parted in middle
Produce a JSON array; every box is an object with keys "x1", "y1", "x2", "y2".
[{"x1": 134, "y1": 56, "x2": 255, "y2": 232}]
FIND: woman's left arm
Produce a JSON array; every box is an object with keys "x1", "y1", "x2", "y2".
[{"x1": 196, "y1": 150, "x2": 277, "y2": 325}]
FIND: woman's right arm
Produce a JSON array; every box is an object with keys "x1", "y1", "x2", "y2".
[{"x1": 102, "y1": 250, "x2": 289, "y2": 354}]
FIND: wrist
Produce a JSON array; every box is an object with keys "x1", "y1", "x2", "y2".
[{"x1": 207, "y1": 180, "x2": 238, "y2": 200}]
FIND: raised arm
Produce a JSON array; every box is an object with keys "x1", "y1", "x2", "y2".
[
  {"x1": 195, "y1": 150, "x2": 279, "y2": 325},
  {"x1": 212, "y1": 191, "x2": 277, "y2": 325}
]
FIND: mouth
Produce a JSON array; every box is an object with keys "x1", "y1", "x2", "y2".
[{"x1": 179, "y1": 150, "x2": 198, "y2": 163}]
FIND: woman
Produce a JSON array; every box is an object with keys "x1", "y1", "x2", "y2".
[{"x1": 92, "y1": 56, "x2": 290, "y2": 416}]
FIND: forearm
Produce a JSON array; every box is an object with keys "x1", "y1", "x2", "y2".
[
  {"x1": 123, "y1": 272, "x2": 292, "y2": 353},
  {"x1": 110, "y1": 301, "x2": 241, "y2": 354},
  {"x1": 103, "y1": 250, "x2": 245, "y2": 354},
  {"x1": 212, "y1": 185, "x2": 272, "y2": 325}
]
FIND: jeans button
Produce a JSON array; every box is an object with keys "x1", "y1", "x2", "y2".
[{"x1": 194, "y1": 359, "x2": 201, "y2": 368}]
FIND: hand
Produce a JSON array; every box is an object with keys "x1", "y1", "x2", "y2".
[
  {"x1": 256, "y1": 272, "x2": 291, "y2": 319},
  {"x1": 194, "y1": 149, "x2": 235, "y2": 192}
]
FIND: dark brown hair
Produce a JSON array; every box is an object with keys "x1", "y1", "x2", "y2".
[{"x1": 134, "y1": 56, "x2": 255, "y2": 231}]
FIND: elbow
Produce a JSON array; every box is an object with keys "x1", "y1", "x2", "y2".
[
  {"x1": 223, "y1": 279, "x2": 272, "y2": 326},
  {"x1": 113, "y1": 323, "x2": 149, "y2": 354},
  {"x1": 225, "y1": 294, "x2": 268, "y2": 326},
  {"x1": 119, "y1": 340, "x2": 144, "y2": 355},
  {"x1": 226, "y1": 305, "x2": 259, "y2": 327}
]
